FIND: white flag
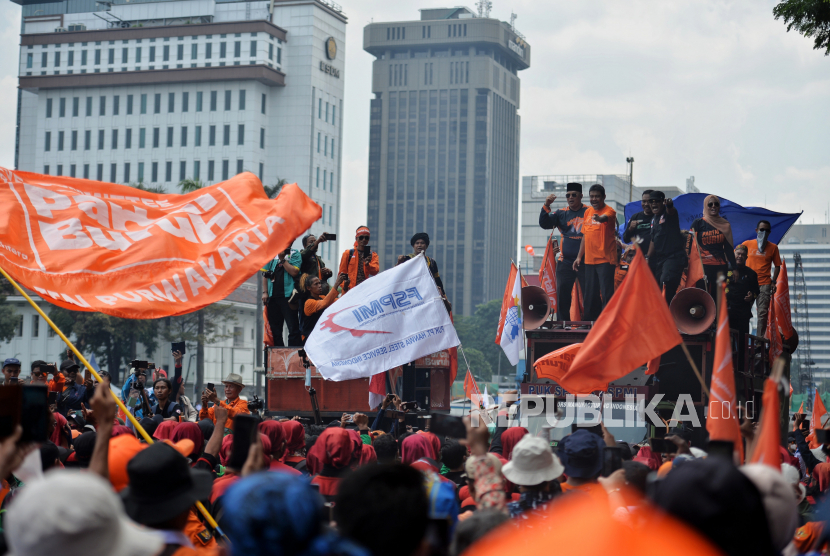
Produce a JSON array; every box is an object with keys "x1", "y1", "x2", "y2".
[{"x1": 305, "y1": 254, "x2": 460, "y2": 381}]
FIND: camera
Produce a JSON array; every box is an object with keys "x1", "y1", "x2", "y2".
[
  {"x1": 248, "y1": 395, "x2": 264, "y2": 412},
  {"x1": 262, "y1": 269, "x2": 276, "y2": 280}
]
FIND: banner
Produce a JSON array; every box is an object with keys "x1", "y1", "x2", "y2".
[
  {"x1": 304, "y1": 254, "x2": 460, "y2": 381},
  {"x1": 0, "y1": 169, "x2": 321, "y2": 319}
]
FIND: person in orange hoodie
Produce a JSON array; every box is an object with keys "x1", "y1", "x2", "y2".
[
  {"x1": 338, "y1": 225, "x2": 379, "y2": 292},
  {"x1": 199, "y1": 372, "x2": 250, "y2": 432}
]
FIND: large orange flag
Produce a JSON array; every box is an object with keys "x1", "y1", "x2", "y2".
[
  {"x1": 570, "y1": 281, "x2": 584, "y2": 321},
  {"x1": 534, "y1": 343, "x2": 582, "y2": 382},
  {"x1": 539, "y1": 236, "x2": 558, "y2": 319},
  {"x1": 807, "y1": 390, "x2": 828, "y2": 449},
  {"x1": 706, "y1": 281, "x2": 744, "y2": 463},
  {"x1": 553, "y1": 249, "x2": 682, "y2": 395},
  {"x1": 774, "y1": 260, "x2": 795, "y2": 340},
  {"x1": 749, "y1": 379, "x2": 780, "y2": 468},
  {"x1": 766, "y1": 289, "x2": 783, "y2": 365}
]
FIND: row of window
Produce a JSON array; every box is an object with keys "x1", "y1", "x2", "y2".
[
  {"x1": 44, "y1": 124, "x2": 265, "y2": 151},
  {"x1": 43, "y1": 159, "x2": 262, "y2": 184},
  {"x1": 46, "y1": 90, "x2": 264, "y2": 118},
  {"x1": 317, "y1": 98, "x2": 337, "y2": 124},
  {"x1": 13, "y1": 314, "x2": 53, "y2": 338},
  {"x1": 315, "y1": 167, "x2": 336, "y2": 192},
  {"x1": 386, "y1": 23, "x2": 467, "y2": 41},
  {"x1": 315, "y1": 132, "x2": 336, "y2": 158},
  {"x1": 381, "y1": 47, "x2": 520, "y2": 75}
]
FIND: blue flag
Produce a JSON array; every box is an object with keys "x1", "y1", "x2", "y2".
[{"x1": 619, "y1": 193, "x2": 801, "y2": 246}]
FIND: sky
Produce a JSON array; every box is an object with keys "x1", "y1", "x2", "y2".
[{"x1": 0, "y1": 0, "x2": 827, "y2": 246}]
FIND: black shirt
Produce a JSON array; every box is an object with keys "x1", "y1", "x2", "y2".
[
  {"x1": 726, "y1": 265, "x2": 760, "y2": 320},
  {"x1": 539, "y1": 204, "x2": 587, "y2": 262},
  {"x1": 691, "y1": 218, "x2": 737, "y2": 269},
  {"x1": 151, "y1": 400, "x2": 182, "y2": 419},
  {"x1": 623, "y1": 210, "x2": 653, "y2": 252},
  {"x1": 650, "y1": 209, "x2": 685, "y2": 258},
  {"x1": 300, "y1": 247, "x2": 327, "y2": 279}
]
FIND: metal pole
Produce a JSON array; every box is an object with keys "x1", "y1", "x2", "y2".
[{"x1": 256, "y1": 278, "x2": 263, "y2": 369}]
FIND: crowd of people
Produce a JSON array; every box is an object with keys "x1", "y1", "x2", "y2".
[
  {"x1": 2, "y1": 366, "x2": 829, "y2": 555},
  {"x1": 540, "y1": 184, "x2": 782, "y2": 337}
]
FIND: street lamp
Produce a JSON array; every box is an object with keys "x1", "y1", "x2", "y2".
[{"x1": 626, "y1": 157, "x2": 634, "y2": 202}]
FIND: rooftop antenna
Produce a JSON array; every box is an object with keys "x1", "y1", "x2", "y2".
[
  {"x1": 476, "y1": 0, "x2": 493, "y2": 18},
  {"x1": 510, "y1": 11, "x2": 517, "y2": 30}
]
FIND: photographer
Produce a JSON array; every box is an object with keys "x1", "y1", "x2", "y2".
[
  {"x1": 55, "y1": 360, "x2": 94, "y2": 416},
  {"x1": 262, "y1": 246, "x2": 302, "y2": 347},
  {"x1": 299, "y1": 273, "x2": 345, "y2": 341},
  {"x1": 338, "y1": 225, "x2": 379, "y2": 292},
  {"x1": 300, "y1": 233, "x2": 335, "y2": 282},
  {"x1": 122, "y1": 364, "x2": 154, "y2": 420}
]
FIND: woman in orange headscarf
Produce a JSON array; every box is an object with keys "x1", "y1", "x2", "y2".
[
  {"x1": 309, "y1": 428, "x2": 355, "y2": 498},
  {"x1": 690, "y1": 195, "x2": 736, "y2": 298},
  {"x1": 337, "y1": 226, "x2": 379, "y2": 292}
]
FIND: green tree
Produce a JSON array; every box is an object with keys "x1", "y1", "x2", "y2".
[
  {"x1": 178, "y1": 178, "x2": 205, "y2": 193},
  {"x1": 129, "y1": 182, "x2": 167, "y2": 194},
  {"x1": 158, "y1": 305, "x2": 237, "y2": 363},
  {"x1": 454, "y1": 299, "x2": 510, "y2": 380},
  {"x1": 460, "y1": 347, "x2": 493, "y2": 382},
  {"x1": 48, "y1": 307, "x2": 159, "y2": 384},
  {"x1": 0, "y1": 276, "x2": 19, "y2": 343},
  {"x1": 263, "y1": 178, "x2": 288, "y2": 199},
  {"x1": 774, "y1": 0, "x2": 830, "y2": 55}
]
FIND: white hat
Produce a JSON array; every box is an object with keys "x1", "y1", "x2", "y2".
[
  {"x1": 222, "y1": 372, "x2": 245, "y2": 387},
  {"x1": 690, "y1": 447, "x2": 708, "y2": 459},
  {"x1": 6, "y1": 470, "x2": 164, "y2": 556},
  {"x1": 741, "y1": 464, "x2": 799, "y2": 551},
  {"x1": 502, "y1": 434, "x2": 565, "y2": 486},
  {"x1": 781, "y1": 463, "x2": 807, "y2": 503},
  {"x1": 811, "y1": 447, "x2": 826, "y2": 463}
]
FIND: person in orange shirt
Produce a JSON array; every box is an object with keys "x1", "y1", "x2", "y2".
[
  {"x1": 199, "y1": 372, "x2": 250, "y2": 432},
  {"x1": 338, "y1": 225, "x2": 379, "y2": 292},
  {"x1": 740, "y1": 220, "x2": 781, "y2": 336},
  {"x1": 573, "y1": 184, "x2": 618, "y2": 321},
  {"x1": 300, "y1": 273, "x2": 345, "y2": 340}
]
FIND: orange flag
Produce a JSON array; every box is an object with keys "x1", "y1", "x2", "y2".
[
  {"x1": 646, "y1": 355, "x2": 661, "y2": 375},
  {"x1": 263, "y1": 306, "x2": 275, "y2": 347},
  {"x1": 767, "y1": 289, "x2": 783, "y2": 365},
  {"x1": 774, "y1": 259, "x2": 795, "y2": 340},
  {"x1": 463, "y1": 368, "x2": 483, "y2": 405},
  {"x1": 553, "y1": 249, "x2": 682, "y2": 395},
  {"x1": 680, "y1": 236, "x2": 705, "y2": 289},
  {"x1": 794, "y1": 401, "x2": 804, "y2": 431},
  {"x1": 749, "y1": 379, "x2": 780, "y2": 468},
  {"x1": 807, "y1": 390, "x2": 828, "y2": 449},
  {"x1": 539, "y1": 236, "x2": 558, "y2": 318},
  {"x1": 570, "y1": 280, "x2": 584, "y2": 321},
  {"x1": 534, "y1": 343, "x2": 582, "y2": 382},
  {"x1": 706, "y1": 281, "x2": 744, "y2": 463}
]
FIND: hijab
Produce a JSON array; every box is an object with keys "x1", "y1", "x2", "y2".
[
  {"x1": 307, "y1": 428, "x2": 355, "y2": 475},
  {"x1": 282, "y1": 420, "x2": 306, "y2": 455},
  {"x1": 813, "y1": 462, "x2": 830, "y2": 492},
  {"x1": 152, "y1": 420, "x2": 178, "y2": 441},
  {"x1": 171, "y1": 422, "x2": 204, "y2": 459},
  {"x1": 500, "y1": 427, "x2": 529, "y2": 460},
  {"x1": 634, "y1": 446, "x2": 662, "y2": 471},
  {"x1": 359, "y1": 444, "x2": 377, "y2": 466},
  {"x1": 401, "y1": 435, "x2": 433, "y2": 465},
  {"x1": 259, "y1": 421, "x2": 285, "y2": 457},
  {"x1": 197, "y1": 418, "x2": 215, "y2": 444},
  {"x1": 702, "y1": 195, "x2": 733, "y2": 247},
  {"x1": 416, "y1": 431, "x2": 441, "y2": 460},
  {"x1": 220, "y1": 435, "x2": 234, "y2": 467}
]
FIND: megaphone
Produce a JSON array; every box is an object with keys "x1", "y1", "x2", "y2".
[
  {"x1": 670, "y1": 287, "x2": 716, "y2": 335},
  {"x1": 522, "y1": 286, "x2": 550, "y2": 330}
]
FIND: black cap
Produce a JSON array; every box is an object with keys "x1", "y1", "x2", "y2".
[
  {"x1": 72, "y1": 431, "x2": 97, "y2": 467},
  {"x1": 121, "y1": 442, "x2": 213, "y2": 526},
  {"x1": 649, "y1": 190, "x2": 666, "y2": 201},
  {"x1": 410, "y1": 232, "x2": 430, "y2": 247},
  {"x1": 566, "y1": 183, "x2": 582, "y2": 193},
  {"x1": 60, "y1": 359, "x2": 80, "y2": 373}
]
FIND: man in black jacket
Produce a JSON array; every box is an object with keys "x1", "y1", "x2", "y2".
[
  {"x1": 539, "y1": 183, "x2": 587, "y2": 320},
  {"x1": 623, "y1": 189, "x2": 654, "y2": 252}
]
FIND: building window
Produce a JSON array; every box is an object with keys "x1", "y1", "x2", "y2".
[
  {"x1": 86, "y1": 96, "x2": 93, "y2": 116},
  {"x1": 261, "y1": 93, "x2": 266, "y2": 114},
  {"x1": 110, "y1": 163, "x2": 117, "y2": 182},
  {"x1": 153, "y1": 127, "x2": 160, "y2": 148},
  {"x1": 83, "y1": 164, "x2": 89, "y2": 179},
  {"x1": 136, "y1": 46, "x2": 142, "y2": 63},
  {"x1": 194, "y1": 160, "x2": 201, "y2": 180},
  {"x1": 71, "y1": 165, "x2": 77, "y2": 179},
  {"x1": 99, "y1": 96, "x2": 106, "y2": 116},
  {"x1": 95, "y1": 49, "x2": 101, "y2": 64},
  {"x1": 316, "y1": 166, "x2": 319, "y2": 187},
  {"x1": 68, "y1": 50, "x2": 74, "y2": 66},
  {"x1": 46, "y1": 98, "x2": 52, "y2": 118},
  {"x1": 239, "y1": 90, "x2": 246, "y2": 110},
  {"x1": 71, "y1": 130, "x2": 77, "y2": 150},
  {"x1": 166, "y1": 127, "x2": 173, "y2": 148},
  {"x1": 111, "y1": 129, "x2": 118, "y2": 149},
  {"x1": 178, "y1": 160, "x2": 186, "y2": 181},
  {"x1": 122, "y1": 47, "x2": 128, "y2": 64},
  {"x1": 323, "y1": 170, "x2": 327, "y2": 191},
  {"x1": 238, "y1": 124, "x2": 244, "y2": 145},
  {"x1": 81, "y1": 50, "x2": 87, "y2": 65},
  {"x1": 236, "y1": 159, "x2": 243, "y2": 175},
  {"x1": 277, "y1": 47, "x2": 281, "y2": 64},
  {"x1": 318, "y1": 98, "x2": 322, "y2": 118},
  {"x1": 98, "y1": 129, "x2": 104, "y2": 150},
  {"x1": 181, "y1": 126, "x2": 188, "y2": 147},
  {"x1": 206, "y1": 43, "x2": 212, "y2": 59},
  {"x1": 151, "y1": 162, "x2": 158, "y2": 182},
  {"x1": 250, "y1": 40, "x2": 256, "y2": 57},
  {"x1": 208, "y1": 160, "x2": 215, "y2": 181},
  {"x1": 15, "y1": 315, "x2": 22, "y2": 337},
  {"x1": 154, "y1": 93, "x2": 161, "y2": 114},
  {"x1": 195, "y1": 126, "x2": 202, "y2": 147},
  {"x1": 332, "y1": 105, "x2": 336, "y2": 124},
  {"x1": 324, "y1": 136, "x2": 327, "y2": 156},
  {"x1": 59, "y1": 97, "x2": 66, "y2": 117},
  {"x1": 163, "y1": 45, "x2": 169, "y2": 62},
  {"x1": 182, "y1": 92, "x2": 189, "y2": 112},
  {"x1": 177, "y1": 44, "x2": 184, "y2": 61},
  {"x1": 224, "y1": 90, "x2": 231, "y2": 111},
  {"x1": 209, "y1": 125, "x2": 216, "y2": 146},
  {"x1": 113, "y1": 95, "x2": 120, "y2": 115},
  {"x1": 139, "y1": 128, "x2": 146, "y2": 148},
  {"x1": 234, "y1": 41, "x2": 241, "y2": 57},
  {"x1": 126, "y1": 128, "x2": 132, "y2": 148},
  {"x1": 107, "y1": 48, "x2": 114, "y2": 64},
  {"x1": 331, "y1": 138, "x2": 335, "y2": 158},
  {"x1": 220, "y1": 42, "x2": 227, "y2": 58},
  {"x1": 84, "y1": 130, "x2": 91, "y2": 150},
  {"x1": 168, "y1": 92, "x2": 175, "y2": 113},
  {"x1": 260, "y1": 127, "x2": 265, "y2": 149},
  {"x1": 317, "y1": 132, "x2": 320, "y2": 153},
  {"x1": 127, "y1": 94, "x2": 133, "y2": 114},
  {"x1": 26, "y1": 53, "x2": 32, "y2": 68},
  {"x1": 58, "y1": 131, "x2": 64, "y2": 151},
  {"x1": 223, "y1": 125, "x2": 230, "y2": 146},
  {"x1": 269, "y1": 43, "x2": 273, "y2": 60},
  {"x1": 222, "y1": 160, "x2": 229, "y2": 180},
  {"x1": 124, "y1": 162, "x2": 131, "y2": 182},
  {"x1": 325, "y1": 102, "x2": 329, "y2": 122},
  {"x1": 140, "y1": 93, "x2": 147, "y2": 114},
  {"x1": 165, "y1": 161, "x2": 172, "y2": 182},
  {"x1": 43, "y1": 165, "x2": 49, "y2": 175},
  {"x1": 210, "y1": 91, "x2": 217, "y2": 111},
  {"x1": 57, "y1": 164, "x2": 63, "y2": 176},
  {"x1": 196, "y1": 91, "x2": 203, "y2": 112},
  {"x1": 72, "y1": 96, "x2": 79, "y2": 117},
  {"x1": 191, "y1": 43, "x2": 198, "y2": 60},
  {"x1": 44, "y1": 131, "x2": 51, "y2": 151},
  {"x1": 96, "y1": 163, "x2": 103, "y2": 181},
  {"x1": 138, "y1": 162, "x2": 144, "y2": 182}
]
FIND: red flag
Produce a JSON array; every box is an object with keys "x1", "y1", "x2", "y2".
[
  {"x1": 680, "y1": 236, "x2": 705, "y2": 289},
  {"x1": 706, "y1": 281, "x2": 744, "y2": 463},
  {"x1": 534, "y1": 343, "x2": 582, "y2": 382},
  {"x1": 553, "y1": 249, "x2": 682, "y2": 395},
  {"x1": 807, "y1": 390, "x2": 828, "y2": 449},
  {"x1": 539, "y1": 238, "x2": 558, "y2": 318},
  {"x1": 767, "y1": 288, "x2": 783, "y2": 365},
  {"x1": 263, "y1": 306, "x2": 275, "y2": 347},
  {"x1": 749, "y1": 379, "x2": 780, "y2": 468},
  {"x1": 463, "y1": 368, "x2": 483, "y2": 407},
  {"x1": 570, "y1": 280, "x2": 584, "y2": 321},
  {"x1": 794, "y1": 401, "x2": 804, "y2": 431},
  {"x1": 775, "y1": 259, "x2": 795, "y2": 340},
  {"x1": 368, "y1": 372, "x2": 386, "y2": 409}
]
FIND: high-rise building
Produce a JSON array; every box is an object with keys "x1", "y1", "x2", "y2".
[
  {"x1": 12, "y1": 0, "x2": 346, "y2": 264},
  {"x1": 363, "y1": 7, "x2": 530, "y2": 315}
]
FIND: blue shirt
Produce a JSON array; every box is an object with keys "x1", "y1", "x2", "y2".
[{"x1": 265, "y1": 250, "x2": 302, "y2": 298}]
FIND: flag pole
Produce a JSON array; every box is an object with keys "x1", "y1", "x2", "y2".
[
  {"x1": 0, "y1": 266, "x2": 225, "y2": 537},
  {"x1": 680, "y1": 343, "x2": 711, "y2": 399}
]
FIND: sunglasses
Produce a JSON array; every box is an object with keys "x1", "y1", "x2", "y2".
[
  {"x1": 565, "y1": 193, "x2": 579, "y2": 198},
  {"x1": 708, "y1": 202, "x2": 720, "y2": 208},
  {"x1": 648, "y1": 199, "x2": 663, "y2": 204},
  {"x1": 357, "y1": 235, "x2": 370, "y2": 240}
]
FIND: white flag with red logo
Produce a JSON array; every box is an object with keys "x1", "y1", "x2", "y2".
[{"x1": 305, "y1": 254, "x2": 460, "y2": 381}]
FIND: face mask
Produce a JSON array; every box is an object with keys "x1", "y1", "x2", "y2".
[{"x1": 757, "y1": 230, "x2": 769, "y2": 251}]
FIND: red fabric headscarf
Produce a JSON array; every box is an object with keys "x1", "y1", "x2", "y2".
[
  {"x1": 171, "y1": 422, "x2": 204, "y2": 459},
  {"x1": 282, "y1": 421, "x2": 306, "y2": 455},
  {"x1": 307, "y1": 428, "x2": 355, "y2": 475},
  {"x1": 500, "y1": 427, "x2": 529, "y2": 460},
  {"x1": 634, "y1": 446, "x2": 662, "y2": 471},
  {"x1": 779, "y1": 446, "x2": 797, "y2": 468},
  {"x1": 359, "y1": 444, "x2": 378, "y2": 466},
  {"x1": 50, "y1": 411, "x2": 69, "y2": 447},
  {"x1": 111, "y1": 425, "x2": 134, "y2": 438},
  {"x1": 417, "y1": 431, "x2": 441, "y2": 460},
  {"x1": 814, "y1": 463, "x2": 830, "y2": 492},
  {"x1": 259, "y1": 421, "x2": 285, "y2": 457},
  {"x1": 402, "y1": 434, "x2": 433, "y2": 465},
  {"x1": 153, "y1": 421, "x2": 178, "y2": 441},
  {"x1": 220, "y1": 435, "x2": 234, "y2": 467},
  {"x1": 259, "y1": 433, "x2": 272, "y2": 468}
]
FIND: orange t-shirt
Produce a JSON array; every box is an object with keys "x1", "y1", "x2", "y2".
[
  {"x1": 741, "y1": 240, "x2": 781, "y2": 285},
  {"x1": 582, "y1": 205, "x2": 618, "y2": 265}
]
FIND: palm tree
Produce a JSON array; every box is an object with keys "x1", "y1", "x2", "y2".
[
  {"x1": 263, "y1": 178, "x2": 288, "y2": 199},
  {"x1": 128, "y1": 182, "x2": 167, "y2": 194},
  {"x1": 178, "y1": 178, "x2": 205, "y2": 193}
]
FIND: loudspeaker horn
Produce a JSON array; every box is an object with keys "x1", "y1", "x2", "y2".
[
  {"x1": 522, "y1": 286, "x2": 551, "y2": 330},
  {"x1": 670, "y1": 287, "x2": 716, "y2": 335}
]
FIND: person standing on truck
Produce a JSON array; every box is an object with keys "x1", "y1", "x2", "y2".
[
  {"x1": 300, "y1": 273, "x2": 346, "y2": 342},
  {"x1": 398, "y1": 232, "x2": 451, "y2": 312},
  {"x1": 300, "y1": 233, "x2": 334, "y2": 282},
  {"x1": 539, "y1": 182, "x2": 587, "y2": 320},
  {"x1": 262, "y1": 246, "x2": 302, "y2": 347},
  {"x1": 726, "y1": 245, "x2": 759, "y2": 375},
  {"x1": 646, "y1": 191, "x2": 687, "y2": 307},
  {"x1": 690, "y1": 195, "x2": 737, "y2": 298},
  {"x1": 573, "y1": 184, "x2": 618, "y2": 321},
  {"x1": 623, "y1": 189, "x2": 654, "y2": 252},
  {"x1": 338, "y1": 226, "x2": 379, "y2": 292},
  {"x1": 740, "y1": 220, "x2": 781, "y2": 336}
]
